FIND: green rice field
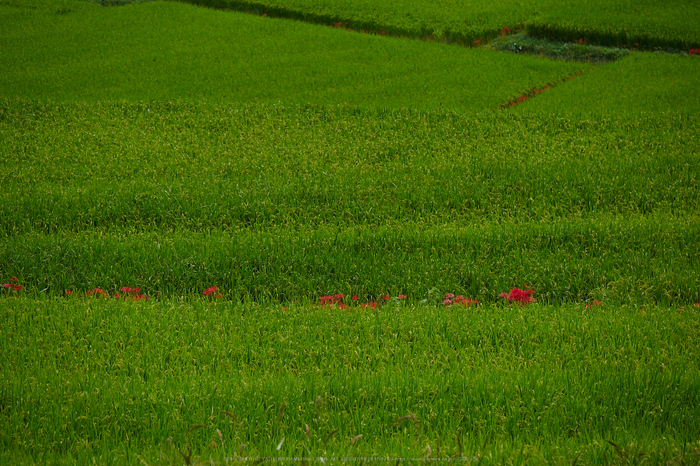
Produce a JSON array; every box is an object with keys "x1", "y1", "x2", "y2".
[{"x1": 1, "y1": 0, "x2": 699, "y2": 464}]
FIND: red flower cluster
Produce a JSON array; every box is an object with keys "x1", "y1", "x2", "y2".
[
  {"x1": 84, "y1": 286, "x2": 148, "y2": 300},
  {"x1": 499, "y1": 285, "x2": 535, "y2": 305},
  {"x1": 318, "y1": 293, "x2": 405, "y2": 310},
  {"x1": 86, "y1": 287, "x2": 107, "y2": 298},
  {"x1": 203, "y1": 286, "x2": 223, "y2": 298},
  {"x1": 1, "y1": 277, "x2": 22, "y2": 291},
  {"x1": 584, "y1": 300, "x2": 602, "y2": 310},
  {"x1": 116, "y1": 287, "x2": 148, "y2": 301},
  {"x1": 690, "y1": 49, "x2": 699, "y2": 57},
  {"x1": 501, "y1": 26, "x2": 510, "y2": 37},
  {"x1": 442, "y1": 293, "x2": 479, "y2": 307}
]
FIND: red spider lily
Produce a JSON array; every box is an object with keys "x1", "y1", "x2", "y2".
[
  {"x1": 360, "y1": 302, "x2": 377, "y2": 309},
  {"x1": 351, "y1": 296, "x2": 359, "y2": 301},
  {"x1": 454, "y1": 296, "x2": 478, "y2": 306},
  {"x1": 203, "y1": 286, "x2": 218, "y2": 296},
  {"x1": 1, "y1": 284, "x2": 10, "y2": 288},
  {"x1": 10, "y1": 277, "x2": 18, "y2": 281},
  {"x1": 65, "y1": 290, "x2": 73, "y2": 295},
  {"x1": 397, "y1": 295, "x2": 406, "y2": 299},
  {"x1": 213, "y1": 294, "x2": 222, "y2": 298},
  {"x1": 86, "y1": 288, "x2": 107, "y2": 298},
  {"x1": 319, "y1": 295, "x2": 336, "y2": 305},
  {"x1": 474, "y1": 39, "x2": 480, "y2": 44},
  {"x1": 442, "y1": 298, "x2": 452, "y2": 305},
  {"x1": 499, "y1": 286, "x2": 535, "y2": 305},
  {"x1": 381, "y1": 295, "x2": 390, "y2": 301},
  {"x1": 577, "y1": 39, "x2": 583, "y2": 44},
  {"x1": 690, "y1": 49, "x2": 699, "y2": 57}
]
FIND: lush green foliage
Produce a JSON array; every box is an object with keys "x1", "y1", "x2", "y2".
[
  {"x1": 2, "y1": 298, "x2": 700, "y2": 463},
  {"x1": 185, "y1": 0, "x2": 700, "y2": 50},
  {"x1": 491, "y1": 33, "x2": 631, "y2": 63},
  {"x1": 0, "y1": 0, "x2": 585, "y2": 110}
]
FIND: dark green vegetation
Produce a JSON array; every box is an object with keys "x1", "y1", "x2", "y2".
[
  {"x1": 2, "y1": 0, "x2": 700, "y2": 463},
  {"x1": 490, "y1": 33, "x2": 631, "y2": 63},
  {"x1": 2, "y1": 299, "x2": 700, "y2": 463}
]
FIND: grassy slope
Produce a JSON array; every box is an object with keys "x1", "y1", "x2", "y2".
[
  {"x1": 184, "y1": 0, "x2": 700, "y2": 49},
  {"x1": 0, "y1": 0, "x2": 585, "y2": 110},
  {"x1": 2, "y1": 298, "x2": 699, "y2": 463}
]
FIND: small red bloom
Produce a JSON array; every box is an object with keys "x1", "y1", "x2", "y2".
[
  {"x1": 351, "y1": 296, "x2": 359, "y2": 301},
  {"x1": 203, "y1": 286, "x2": 217, "y2": 296},
  {"x1": 1, "y1": 284, "x2": 10, "y2": 288},
  {"x1": 594, "y1": 300, "x2": 601, "y2": 306},
  {"x1": 12, "y1": 285, "x2": 22, "y2": 291},
  {"x1": 10, "y1": 277, "x2": 18, "y2": 281},
  {"x1": 382, "y1": 295, "x2": 390, "y2": 301},
  {"x1": 114, "y1": 293, "x2": 121, "y2": 298},
  {"x1": 397, "y1": 295, "x2": 406, "y2": 299},
  {"x1": 499, "y1": 287, "x2": 535, "y2": 305},
  {"x1": 443, "y1": 298, "x2": 452, "y2": 305},
  {"x1": 65, "y1": 290, "x2": 73, "y2": 295},
  {"x1": 445, "y1": 293, "x2": 455, "y2": 299},
  {"x1": 578, "y1": 39, "x2": 583, "y2": 44},
  {"x1": 120, "y1": 287, "x2": 131, "y2": 293},
  {"x1": 213, "y1": 293, "x2": 222, "y2": 298}
]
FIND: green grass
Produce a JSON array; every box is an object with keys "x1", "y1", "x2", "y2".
[
  {"x1": 2, "y1": 101, "x2": 698, "y2": 236},
  {"x1": 2, "y1": 298, "x2": 700, "y2": 463},
  {"x1": 2, "y1": 101, "x2": 699, "y2": 303},
  {"x1": 0, "y1": 0, "x2": 586, "y2": 110},
  {"x1": 184, "y1": 0, "x2": 700, "y2": 50},
  {"x1": 2, "y1": 0, "x2": 700, "y2": 463},
  {"x1": 513, "y1": 52, "x2": 700, "y2": 115}
]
